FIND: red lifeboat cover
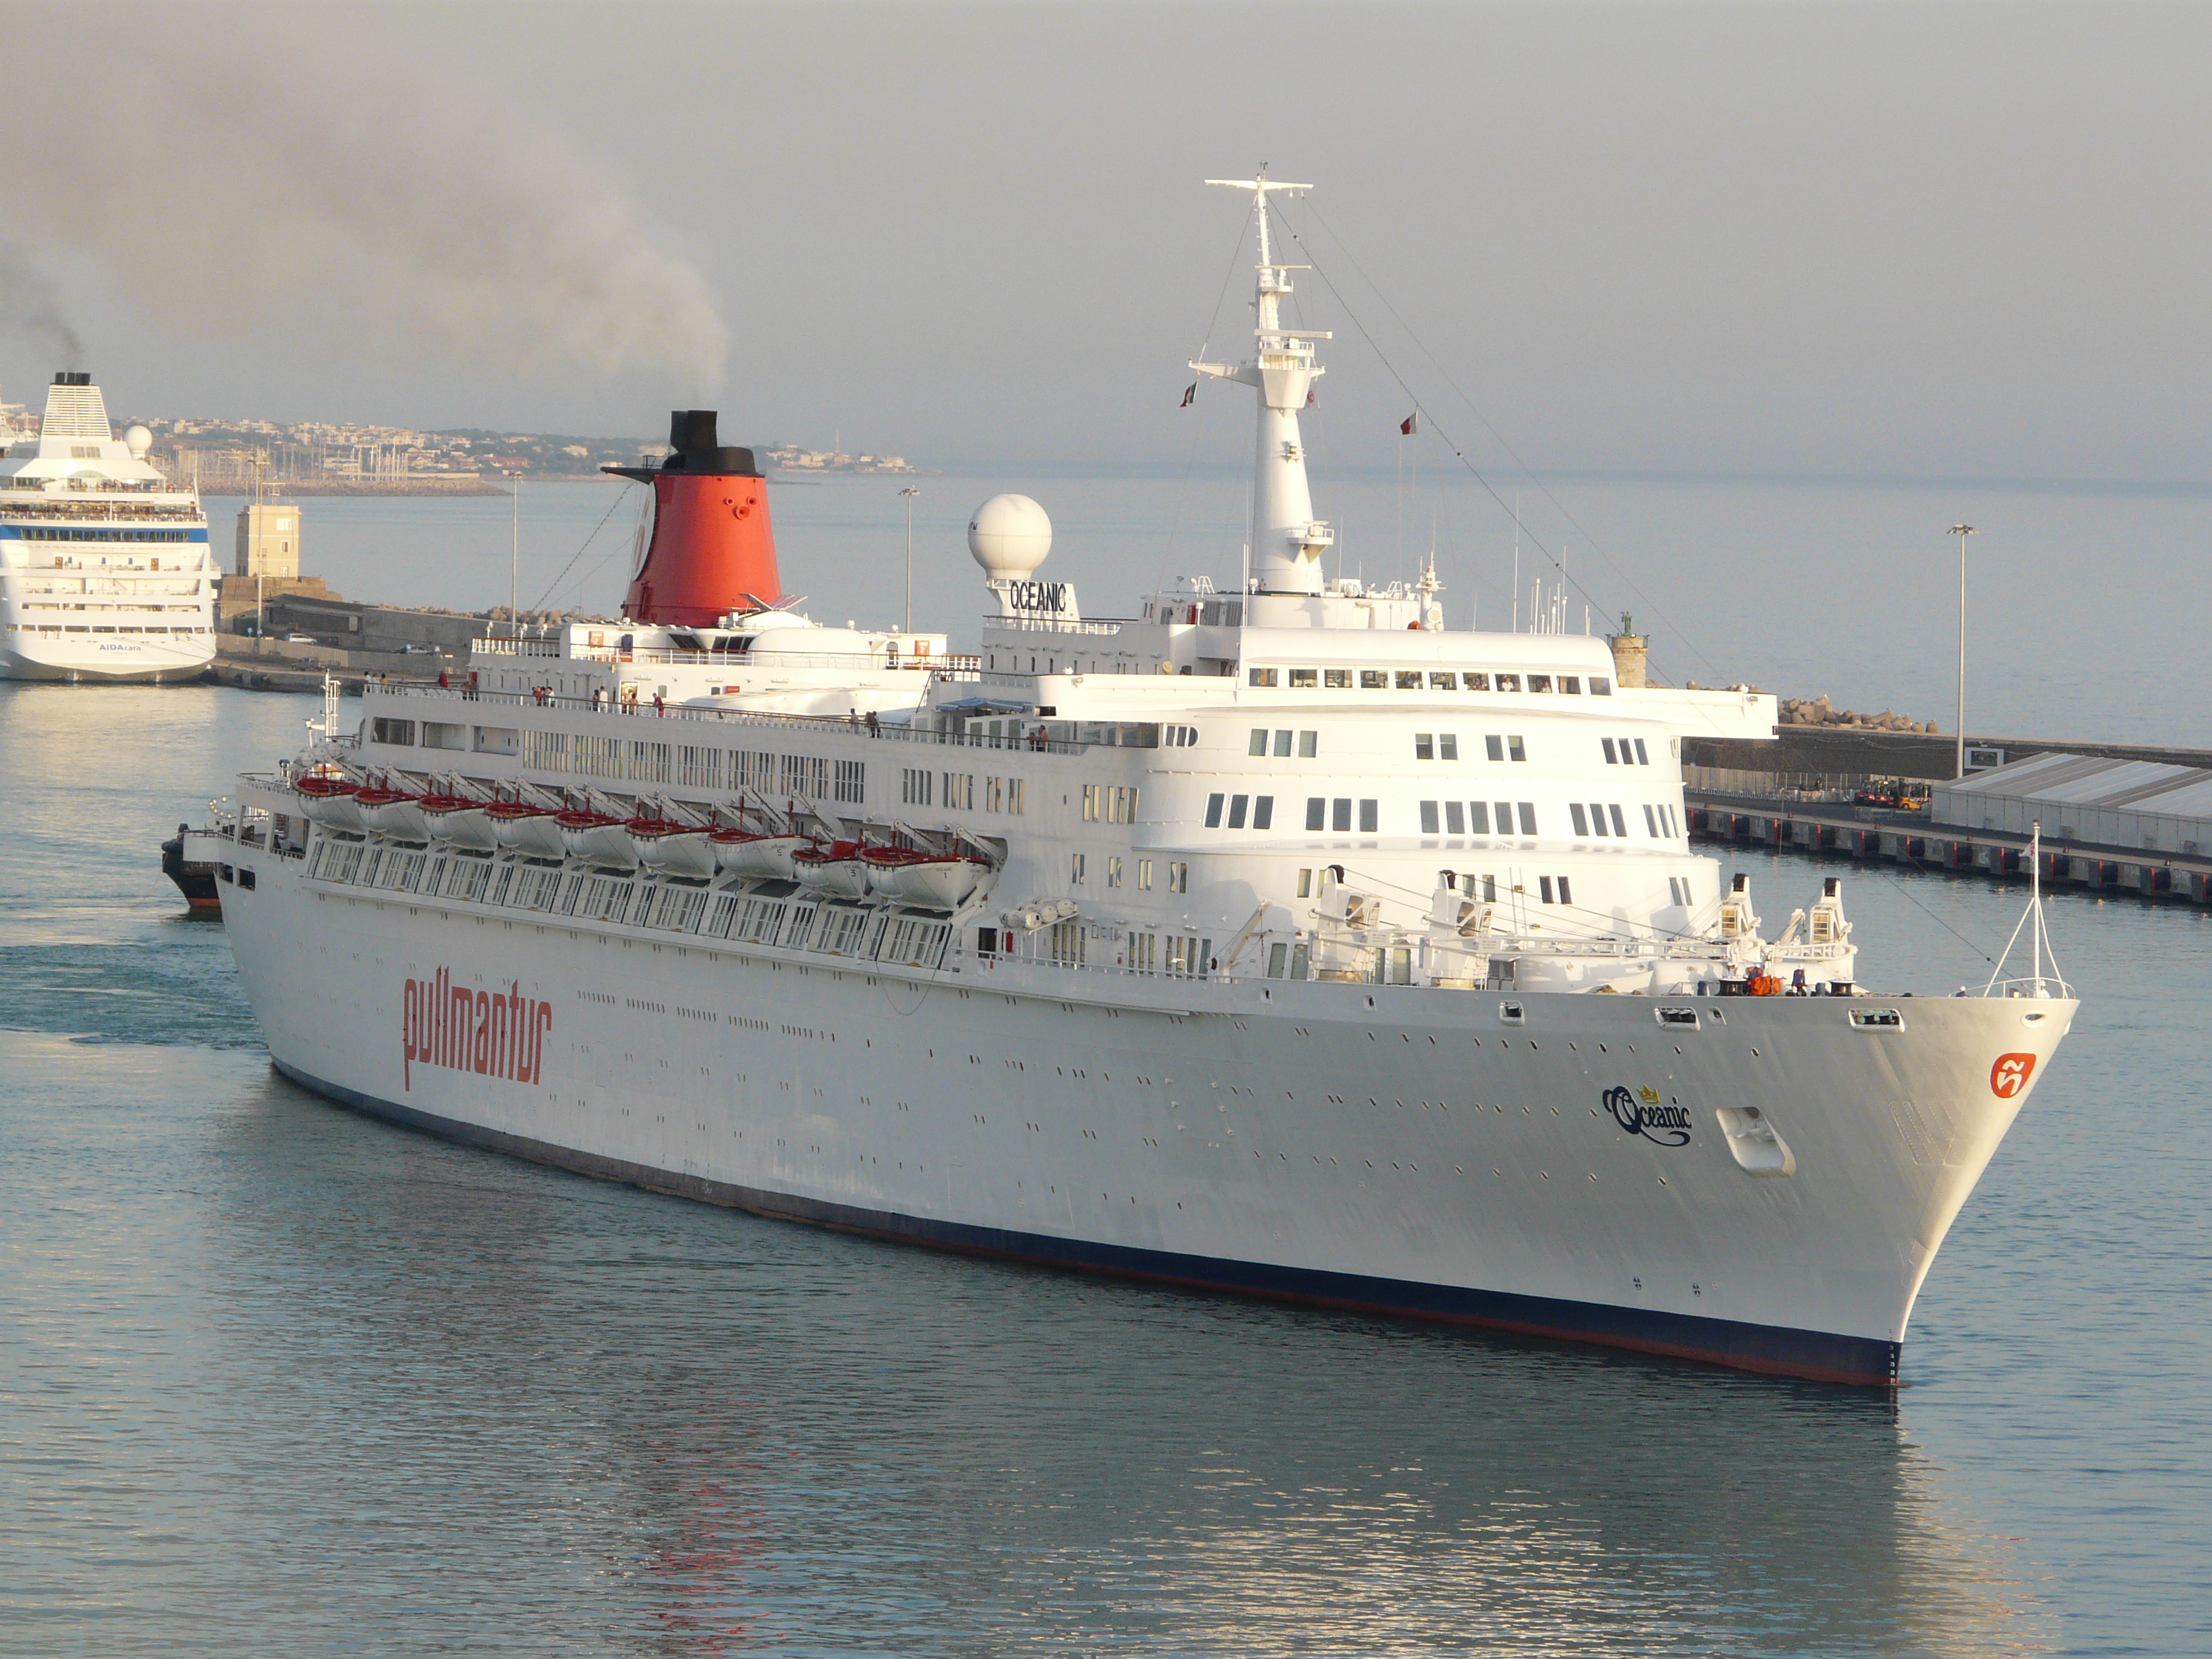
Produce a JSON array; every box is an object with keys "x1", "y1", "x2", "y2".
[{"x1": 614, "y1": 410, "x2": 782, "y2": 628}]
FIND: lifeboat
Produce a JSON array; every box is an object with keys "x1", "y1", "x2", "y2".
[
  {"x1": 419, "y1": 794, "x2": 496, "y2": 850},
  {"x1": 293, "y1": 773, "x2": 367, "y2": 832},
  {"x1": 791, "y1": 838, "x2": 869, "y2": 899},
  {"x1": 869, "y1": 850, "x2": 994, "y2": 911},
  {"x1": 356, "y1": 785, "x2": 430, "y2": 840},
  {"x1": 859, "y1": 844, "x2": 928, "y2": 895},
  {"x1": 709, "y1": 827, "x2": 808, "y2": 880},
  {"x1": 628, "y1": 816, "x2": 717, "y2": 879},
  {"x1": 558, "y1": 807, "x2": 635, "y2": 867},
  {"x1": 488, "y1": 800, "x2": 564, "y2": 859}
]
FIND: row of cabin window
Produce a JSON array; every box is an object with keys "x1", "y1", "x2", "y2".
[
  {"x1": 1406, "y1": 800, "x2": 1540, "y2": 836},
  {"x1": 1420, "y1": 800, "x2": 1681, "y2": 839},
  {"x1": 1248, "y1": 729, "x2": 1321, "y2": 757},
  {"x1": 12, "y1": 527, "x2": 195, "y2": 542},
  {"x1": 1248, "y1": 667, "x2": 1612, "y2": 694},
  {"x1": 1205, "y1": 792, "x2": 1277, "y2": 830},
  {"x1": 10, "y1": 622, "x2": 209, "y2": 633},
  {"x1": 1126, "y1": 933, "x2": 1212, "y2": 976},
  {"x1": 1080, "y1": 784, "x2": 1139, "y2": 823},
  {"x1": 902, "y1": 768, "x2": 1027, "y2": 813},
  {"x1": 1069, "y1": 854, "x2": 1189, "y2": 892},
  {"x1": 1603, "y1": 737, "x2": 1652, "y2": 765},
  {"x1": 1195, "y1": 796, "x2": 1677, "y2": 838},
  {"x1": 1414, "y1": 733, "x2": 1528, "y2": 762}
]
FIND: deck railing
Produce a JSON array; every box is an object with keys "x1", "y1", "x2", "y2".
[{"x1": 364, "y1": 681, "x2": 1098, "y2": 753}]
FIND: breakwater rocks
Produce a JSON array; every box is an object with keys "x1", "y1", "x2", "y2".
[{"x1": 1777, "y1": 695, "x2": 1937, "y2": 735}]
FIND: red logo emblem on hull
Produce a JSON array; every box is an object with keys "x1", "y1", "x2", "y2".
[
  {"x1": 403, "y1": 966, "x2": 552, "y2": 1091},
  {"x1": 1990, "y1": 1052, "x2": 2036, "y2": 1099}
]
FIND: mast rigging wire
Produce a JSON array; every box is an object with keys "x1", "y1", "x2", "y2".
[
  {"x1": 1272, "y1": 198, "x2": 1727, "y2": 686},
  {"x1": 528, "y1": 480, "x2": 637, "y2": 614}
]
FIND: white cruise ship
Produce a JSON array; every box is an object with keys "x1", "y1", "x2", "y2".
[
  {"x1": 201, "y1": 179, "x2": 2074, "y2": 1386},
  {"x1": 0, "y1": 373, "x2": 216, "y2": 682}
]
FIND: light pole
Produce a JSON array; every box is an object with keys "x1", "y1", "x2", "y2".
[
  {"x1": 1951, "y1": 523, "x2": 1975, "y2": 778},
  {"x1": 507, "y1": 468, "x2": 522, "y2": 640},
  {"x1": 899, "y1": 487, "x2": 920, "y2": 634}
]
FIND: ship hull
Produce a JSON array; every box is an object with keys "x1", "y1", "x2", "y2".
[
  {"x1": 1, "y1": 638, "x2": 215, "y2": 682},
  {"x1": 221, "y1": 850, "x2": 2070, "y2": 1387},
  {"x1": 272, "y1": 1054, "x2": 1900, "y2": 1383}
]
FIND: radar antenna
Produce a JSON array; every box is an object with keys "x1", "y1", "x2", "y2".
[{"x1": 1191, "y1": 170, "x2": 1335, "y2": 596}]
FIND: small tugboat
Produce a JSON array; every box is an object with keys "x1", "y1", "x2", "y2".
[{"x1": 160, "y1": 821, "x2": 223, "y2": 915}]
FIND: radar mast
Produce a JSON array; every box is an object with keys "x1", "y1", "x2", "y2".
[{"x1": 1191, "y1": 171, "x2": 1334, "y2": 596}]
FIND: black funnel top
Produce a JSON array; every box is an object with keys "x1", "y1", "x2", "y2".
[{"x1": 661, "y1": 409, "x2": 760, "y2": 476}]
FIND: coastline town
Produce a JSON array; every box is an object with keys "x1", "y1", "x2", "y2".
[{"x1": 0, "y1": 391, "x2": 915, "y2": 494}]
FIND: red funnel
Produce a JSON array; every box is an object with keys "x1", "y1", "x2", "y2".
[{"x1": 612, "y1": 411, "x2": 781, "y2": 627}]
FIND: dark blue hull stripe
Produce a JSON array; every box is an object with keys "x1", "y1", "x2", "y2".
[{"x1": 273, "y1": 1060, "x2": 1903, "y2": 1389}]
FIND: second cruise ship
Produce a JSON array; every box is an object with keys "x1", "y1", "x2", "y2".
[{"x1": 1, "y1": 372, "x2": 216, "y2": 683}]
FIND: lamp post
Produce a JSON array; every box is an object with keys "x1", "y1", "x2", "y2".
[
  {"x1": 509, "y1": 469, "x2": 521, "y2": 640},
  {"x1": 899, "y1": 487, "x2": 920, "y2": 634},
  {"x1": 1951, "y1": 523, "x2": 1975, "y2": 778}
]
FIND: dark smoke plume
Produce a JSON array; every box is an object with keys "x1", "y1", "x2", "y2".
[
  {"x1": 0, "y1": 249, "x2": 84, "y2": 366},
  {"x1": 12, "y1": 7, "x2": 726, "y2": 390}
]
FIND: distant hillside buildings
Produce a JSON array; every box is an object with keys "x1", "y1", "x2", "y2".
[{"x1": 0, "y1": 397, "x2": 917, "y2": 485}]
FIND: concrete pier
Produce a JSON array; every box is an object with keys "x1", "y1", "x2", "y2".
[{"x1": 1687, "y1": 790, "x2": 2212, "y2": 905}]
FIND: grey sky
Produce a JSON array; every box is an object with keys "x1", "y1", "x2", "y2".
[{"x1": 13, "y1": 1, "x2": 2208, "y2": 480}]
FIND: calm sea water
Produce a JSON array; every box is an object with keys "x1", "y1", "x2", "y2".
[{"x1": 3, "y1": 478, "x2": 2209, "y2": 1653}]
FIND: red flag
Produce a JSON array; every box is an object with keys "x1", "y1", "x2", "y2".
[
  {"x1": 1306, "y1": 388, "x2": 1315, "y2": 407},
  {"x1": 1181, "y1": 384, "x2": 1196, "y2": 408},
  {"x1": 1399, "y1": 413, "x2": 1417, "y2": 435}
]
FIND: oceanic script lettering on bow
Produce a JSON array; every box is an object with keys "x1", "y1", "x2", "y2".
[{"x1": 1602, "y1": 1084, "x2": 1693, "y2": 1148}]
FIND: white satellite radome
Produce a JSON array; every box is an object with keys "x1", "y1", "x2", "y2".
[
  {"x1": 124, "y1": 424, "x2": 153, "y2": 460},
  {"x1": 967, "y1": 493, "x2": 1051, "y2": 581}
]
